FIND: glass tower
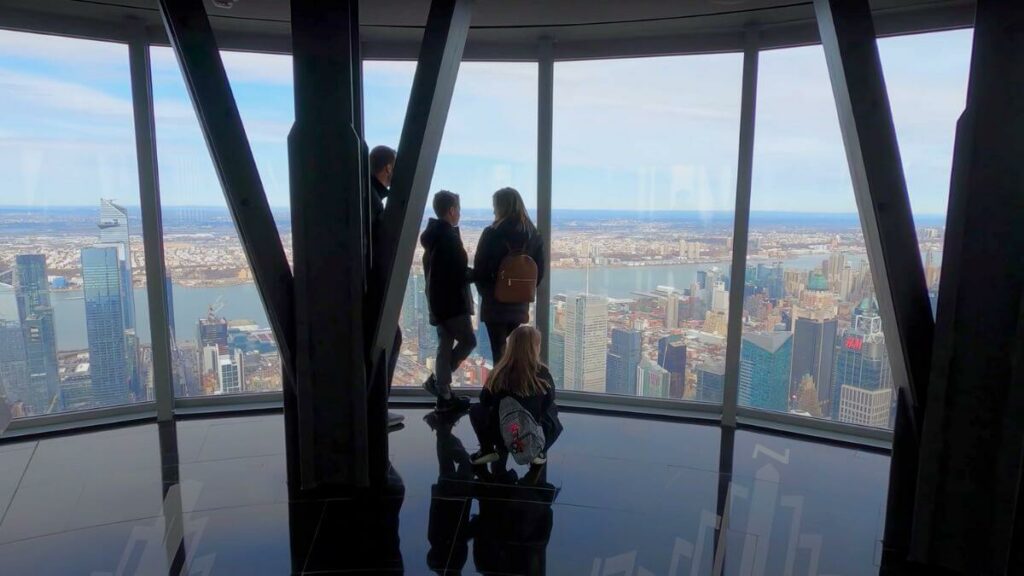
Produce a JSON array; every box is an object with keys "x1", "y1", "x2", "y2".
[
  {"x1": 97, "y1": 199, "x2": 135, "y2": 330},
  {"x1": 657, "y1": 336, "x2": 688, "y2": 399},
  {"x1": 739, "y1": 331, "x2": 794, "y2": 412},
  {"x1": 82, "y1": 246, "x2": 129, "y2": 407},
  {"x1": 606, "y1": 328, "x2": 641, "y2": 396},
  {"x1": 14, "y1": 254, "x2": 60, "y2": 414},
  {"x1": 791, "y1": 316, "x2": 838, "y2": 414}
]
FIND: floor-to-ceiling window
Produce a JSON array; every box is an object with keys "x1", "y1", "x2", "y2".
[
  {"x1": 743, "y1": 44, "x2": 895, "y2": 429},
  {"x1": 550, "y1": 53, "x2": 743, "y2": 402},
  {"x1": 151, "y1": 47, "x2": 292, "y2": 398},
  {"x1": 0, "y1": 30, "x2": 152, "y2": 417},
  {"x1": 364, "y1": 60, "x2": 538, "y2": 390},
  {"x1": 879, "y1": 29, "x2": 973, "y2": 317}
]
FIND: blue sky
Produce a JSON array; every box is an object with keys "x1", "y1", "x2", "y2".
[{"x1": 0, "y1": 27, "x2": 971, "y2": 215}]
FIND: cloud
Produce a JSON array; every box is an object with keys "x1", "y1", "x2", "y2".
[
  {"x1": 0, "y1": 29, "x2": 126, "y2": 67},
  {"x1": 0, "y1": 67, "x2": 132, "y2": 117}
]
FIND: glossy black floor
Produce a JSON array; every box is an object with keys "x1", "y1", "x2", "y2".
[{"x1": 0, "y1": 407, "x2": 890, "y2": 575}]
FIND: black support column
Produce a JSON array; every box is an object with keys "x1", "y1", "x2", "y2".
[
  {"x1": 365, "y1": 0, "x2": 471, "y2": 482},
  {"x1": 912, "y1": 3, "x2": 1024, "y2": 573},
  {"x1": 290, "y1": 0, "x2": 369, "y2": 488},
  {"x1": 813, "y1": 0, "x2": 935, "y2": 567},
  {"x1": 157, "y1": 0, "x2": 295, "y2": 380}
]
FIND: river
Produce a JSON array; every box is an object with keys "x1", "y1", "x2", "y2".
[{"x1": 0, "y1": 253, "x2": 857, "y2": 351}]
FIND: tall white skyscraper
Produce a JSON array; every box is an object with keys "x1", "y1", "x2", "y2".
[
  {"x1": 665, "y1": 293, "x2": 679, "y2": 329},
  {"x1": 564, "y1": 293, "x2": 608, "y2": 393}
]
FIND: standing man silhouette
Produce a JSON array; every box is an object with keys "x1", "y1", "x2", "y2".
[{"x1": 369, "y1": 145, "x2": 405, "y2": 427}]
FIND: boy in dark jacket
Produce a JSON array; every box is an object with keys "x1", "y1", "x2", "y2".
[{"x1": 420, "y1": 191, "x2": 475, "y2": 412}]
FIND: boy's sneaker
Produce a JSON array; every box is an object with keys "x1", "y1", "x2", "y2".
[
  {"x1": 470, "y1": 449, "x2": 499, "y2": 465},
  {"x1": 436, "y1": 394, "x2": 470, "y2": 414},
  {"x1": 531, "y1": 452, "x2": 547, "y2": 465},
  {"x1": 422, "y1": 374, "x2": 439, "y2": 397},
  {"x1": 522, "y1": 462, "x2": 546, "y2": 486}
]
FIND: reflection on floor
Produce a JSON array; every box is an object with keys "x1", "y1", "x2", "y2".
[{"x1": 0, "y1": 407, "x2": 889, "y2": 575}]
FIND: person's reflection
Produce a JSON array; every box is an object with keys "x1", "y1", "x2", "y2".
[
  {"x1": 426, "y1": 411, "x2": 556, "y2": 575},
  {"x1": 472, "y1": 478, "x2": 556, "y2": 575},
  {"x1": 288, "y1": 461, "x2": 405, "y2": 574},
  {"x1": 425, "y1": 410, "x2": 474, "y2": 573}
]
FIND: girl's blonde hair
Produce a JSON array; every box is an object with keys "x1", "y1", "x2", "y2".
[
  {"x1": 486, "y1": 325, "x2": 549, "y2": 397},
  {"x1": 492, "y1": 187, "x2": 534, "y2": 232}
]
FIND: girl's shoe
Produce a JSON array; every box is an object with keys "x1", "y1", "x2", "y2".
[{"x1": 471, "y1": 449, "x2": 499, "y2": 465}]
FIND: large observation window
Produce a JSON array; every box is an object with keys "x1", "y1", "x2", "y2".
[
  {"x1": 743, "y1": 44, "x2": 896, "y2": 429},
  {"x1": 0, "y1": 30, "x2": 151, "y2": 417},
  {"x1": 365, "y1": 60, "x2": 539, "y2": 389},
  {"x1": 879, "y1": 29, "x2": 973, "y2": 317},
  {"x1": 151, "y1": 47, "x2": 292, "y2": 398},
  {"x1": 550, "y1": 53, "x2": 744, "y2": 402}
]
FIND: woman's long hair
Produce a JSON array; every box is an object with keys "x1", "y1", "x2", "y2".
[
  {"x1": 492, "y1": 187, "x2": 534, "y2": 232},
  {"x1": 486, "y1": 325, "x2": 549, "y2": 397}
]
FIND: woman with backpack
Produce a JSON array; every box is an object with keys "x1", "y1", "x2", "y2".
[
  {"x1": 470, "y1": 325, "x2": 562, "y2": 478},
  {"x1": 474, "y1": 187, "x2": 545, "y2": 365}
]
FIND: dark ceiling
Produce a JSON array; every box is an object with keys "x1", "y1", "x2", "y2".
[{"x1": 0, "y1": 0, "x2": 975, "y2": 59}]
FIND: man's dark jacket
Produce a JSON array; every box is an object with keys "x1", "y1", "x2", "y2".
[{"x1": 420, "y1": 218, "x2": 474, "y2": 325}]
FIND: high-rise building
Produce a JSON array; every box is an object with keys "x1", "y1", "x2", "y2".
[
  {"x1": 197, "y1": 309, "x2": 229, "y2": 350},
  {"x1": 711, "y1": 281, "x2": 729, "y2": 312},
  {"x1": 657, "y1": 336, "x2": 687, "y2": 399},
  {"x1": 0, "y1": 320, "x2": 30, "y2": 411},
  {"x1": 549, "y1": 328, "x2": 565, "y2": 389},
  {"x1": 605, "y1": 328, "x2": 641, "y2": 396},
  {"x1": 791, "y1": 316, "x2": 838, "y2": 414},
  {"x1": 637, "y1": 358, "x2": 670, "y2": 398},
  {"x1": 98, "y1": 199, "x2": 136, "y2": 330},
  {"x1": 411, "y1": 273, "x2": 438, "y2": 364},
  {"x1": 696, "y1": 361, "x2": 725, "y2": 403},
  {"x1": 15, "y1": 254, "x2": 60, "y2": 414},
  {"x1": 833, "y1": 300, "x2": 893, "y2": 427},
  {"x1": 82, "y1": 246, "x2": 129, "y2": 407},
  {"x1": 165, "y1": 274, "x2": 176, "y2": 339},
  {"x1": 564, "y1": 293, "x2": 608, "y2": 393},
  {"x1": 664, "y1": 293, "x2": 679, "y2": 329},
  {"x1": 739, "y1": 331, "x2": 793, "y2": 412},
  {"x1": 218, "y1": 349, "x2": 245, "y2": 394}
]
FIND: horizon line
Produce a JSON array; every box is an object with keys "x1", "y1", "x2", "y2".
[{"x1": 0, "y1": 205, "x2": 950, "y2": 217}]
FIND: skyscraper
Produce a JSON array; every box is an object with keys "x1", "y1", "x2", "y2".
[
  {"x1": 696, "y1": 361, "x2": 725, "y2": 403},
  {"x1": 637, "y1": 358, "x2": 670, "y2": 398},
  {"x1": 549, "y1": 328, "x2": 565, "y2": 389},
  {"x1": 165, "y1": 274, "x2": 176, "y2": 339},
  {"x1": 197, "y1": 309, "x2": 229, "y2": 350},
  {"x1": 657, "y1": 336, "x2": 687, "y2": 399},
  {"x1": 0, "y1": 320, "x2": 29, "y2": 410},
  {"x1": 664, "y1": 293, "x2": 679, "y2": 329},
  {"x1": 606, "y1": 328, "x2": 641, "y2": 396},
  {"x1": 82, "y1": 246, "x2": 129, "y2": 407},
  {"x1": 833, "y1": 300, "x2": 892, "y2": 427},
  {"x1": 98, "y1": 199, "x2": 135, "y2": 330},
  {"x1": 791, "y1": 316, "x2": 838, "y2": 414},
  {"x1": 14, "y1": 254, "x2": 60, "y2": 414},
  {"x1": 411, "y1": 273, "x2": 438, "y2": 365},
  {"x1": 739, "y1": 331, "x2": 793, "y2": 412},
  {"x1": 564, "y1": 293, "x2": 608, "y2": 393},
  {"x1": 218, "y1": 349, "x2": 245, "y2": 394}
]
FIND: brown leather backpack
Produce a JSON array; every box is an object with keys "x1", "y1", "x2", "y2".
[{"x1": 495, "y1": 242, "x2": 538, "y2": 303}]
